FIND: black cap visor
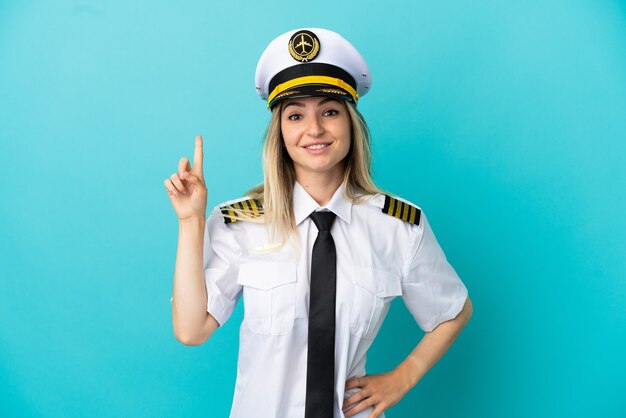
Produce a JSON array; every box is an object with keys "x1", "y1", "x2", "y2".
[{"x1": 269, "y1": 84, "x2": 355, "y2": 110}]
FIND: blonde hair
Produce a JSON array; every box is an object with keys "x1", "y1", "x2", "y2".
[{"x1": 224, "y1": 99, "x2": 385, "y2": 246}]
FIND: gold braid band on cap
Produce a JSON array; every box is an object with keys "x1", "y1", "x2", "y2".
[{"x1": 267, "y1": 75, "x2": 359, "y2": 107}]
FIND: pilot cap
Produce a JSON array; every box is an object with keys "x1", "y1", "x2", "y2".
[{"x1": 255, "y1": 28, "x2": 372, "y2": 110}]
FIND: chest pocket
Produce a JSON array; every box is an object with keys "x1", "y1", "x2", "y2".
[
  {"x1": 350, "y1": 266, "x2": 402, "y2": 340},
  {"x1": 237, "y1": 261, "x2": 297, "y2": 336}
]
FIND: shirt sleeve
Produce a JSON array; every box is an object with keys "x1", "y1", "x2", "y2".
[
  {"x1": 401, "y1": 211, "x2": 468, "y2": 332},
  {"x1": 203, "y1": 205, "x2": 243, "y2": 327}
]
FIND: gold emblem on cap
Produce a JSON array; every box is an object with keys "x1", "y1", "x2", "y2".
[{"x1": 288, "y1": 30, "x2": 320, "y2": 62}]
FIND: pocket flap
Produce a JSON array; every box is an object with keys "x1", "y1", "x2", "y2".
[
  {"x1": 353, "y1": 266, "x2": 402, "y2": 297},
  {"x1": 237, "y1": 262, "x2": 297, "y2": 290}
]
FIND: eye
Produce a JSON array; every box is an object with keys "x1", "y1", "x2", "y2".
[
  {"x1": 323, "y1": 109, "x2": 339, "y2": 117},
  {"x1": 287, "y1": 113, "x2": 302, "y2": 121}
]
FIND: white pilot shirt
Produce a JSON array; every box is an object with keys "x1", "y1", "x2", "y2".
[{"x1": 200, "y1": 179, "x2": 468, "y2": 418}]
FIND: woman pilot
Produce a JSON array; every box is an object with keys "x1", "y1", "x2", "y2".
[{"x1": 165, "y1": 27, "x2": 473, "y2": 418}]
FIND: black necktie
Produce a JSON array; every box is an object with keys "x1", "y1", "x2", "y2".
[{"x1": 305, "y1": 210, "x2": 337, "y2": 418}]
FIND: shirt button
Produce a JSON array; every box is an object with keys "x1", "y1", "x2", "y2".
[{"x1": 377, "y1": 285, "x2": 385, "y2": 295}]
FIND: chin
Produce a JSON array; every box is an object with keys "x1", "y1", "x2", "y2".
[
  {"x1": 298, "y1": 162, "x2": 344, "y2": 174},
  {"x1": 302, "y1": 166, "x2": 331, "y2": 173}
]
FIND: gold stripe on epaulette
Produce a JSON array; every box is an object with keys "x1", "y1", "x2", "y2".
[
  {"x1": 249, "y1": 198, "x2": 259, "y2": 214},
  {"x1": 395, "y1": 200, "x2": 403, "y2": 218},
  {"x1": 220, "y1": 198, "x2": 263, "y2": 224},
  {"x1": 381, "y1": 194, "x2": 421, "y2": 226}
]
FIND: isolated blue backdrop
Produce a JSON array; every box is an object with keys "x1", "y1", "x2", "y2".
[{"x1": 1, "y1": 1, "x2": 625, "y2": 417}]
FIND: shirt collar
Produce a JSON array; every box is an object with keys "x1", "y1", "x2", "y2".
[{"x1": 293, "y1": 179, "x2": 352, "y2": 226}]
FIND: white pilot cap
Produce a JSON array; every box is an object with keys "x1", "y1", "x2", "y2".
[{"x1": 255, "y1": 28, "x2": 372, "y2": 110}]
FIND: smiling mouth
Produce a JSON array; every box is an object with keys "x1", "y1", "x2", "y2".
[{"x1": 304, "y1": 143, "x2": 330, "y2": 150}]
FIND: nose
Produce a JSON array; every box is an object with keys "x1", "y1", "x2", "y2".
[{"x1": 306, "y1": 115, "x2": 325, "y2": 137}]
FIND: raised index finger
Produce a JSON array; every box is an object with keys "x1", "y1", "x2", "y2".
[{"x1": 192, "y1": 135, "x2": 203, "y2": 177}]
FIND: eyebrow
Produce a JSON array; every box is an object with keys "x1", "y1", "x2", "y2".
[{"x1": 283, "y1": 97, "x2": 341, "y2": 110}]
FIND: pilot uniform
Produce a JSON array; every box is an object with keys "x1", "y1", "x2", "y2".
[
  {"x1": 201, "y1": 180, "x2": 468, "y2": 418},
  {"x1": 173, "y1": 27, "x2": 469, "y2": 418}
]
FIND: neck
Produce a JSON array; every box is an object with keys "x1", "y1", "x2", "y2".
[{"x1": 295, "y1": 168, "x2": 344, "y2": 206}]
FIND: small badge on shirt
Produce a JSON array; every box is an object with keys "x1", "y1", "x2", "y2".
[{"x1": 248, "y1": 242, "x2": 285, "y2": 253}]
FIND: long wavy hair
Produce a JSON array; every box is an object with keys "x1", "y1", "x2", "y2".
[{"x1": 224, "y1": 99, "x2": 385, "y2": 247}]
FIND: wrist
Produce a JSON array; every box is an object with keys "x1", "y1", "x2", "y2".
[
  {"x1": 393, "y1": 361, "x2": 421, "y2": 391},
  {"x1": 179, "y1": 215, "x2": 206, "y2": 226}
]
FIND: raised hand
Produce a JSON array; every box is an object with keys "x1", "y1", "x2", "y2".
[{"x1": 164, "y1": 135, "x2": 208, "y2": 221}]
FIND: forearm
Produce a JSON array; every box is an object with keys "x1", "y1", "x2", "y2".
[
  {"x1": 171, "y1": 215, "x2": 209, "y2": 343},
  {"x1": 394, "y1": 296, "x2": 473, "y2": 389}
]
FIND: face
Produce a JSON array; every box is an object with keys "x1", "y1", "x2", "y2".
[{"x1": 280, "y1": 96, "x2": 352, "y2": 181}]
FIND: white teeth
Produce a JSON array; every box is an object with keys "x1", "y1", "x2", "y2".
[{"x1": 306, "y1": 144, "x2": 328, "y2": 150}]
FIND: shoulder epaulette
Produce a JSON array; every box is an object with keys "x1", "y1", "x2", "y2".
[
  {"x1": 381, "y1": 194, "x2": 421, "y2": 225},
  {"x1": 219, "y1": 198, "x2": 263, "y2": 224}
]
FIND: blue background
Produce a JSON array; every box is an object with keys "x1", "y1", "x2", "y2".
[{"x1": 1, "y1": 0, "x2": 625, "y2": 417}]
